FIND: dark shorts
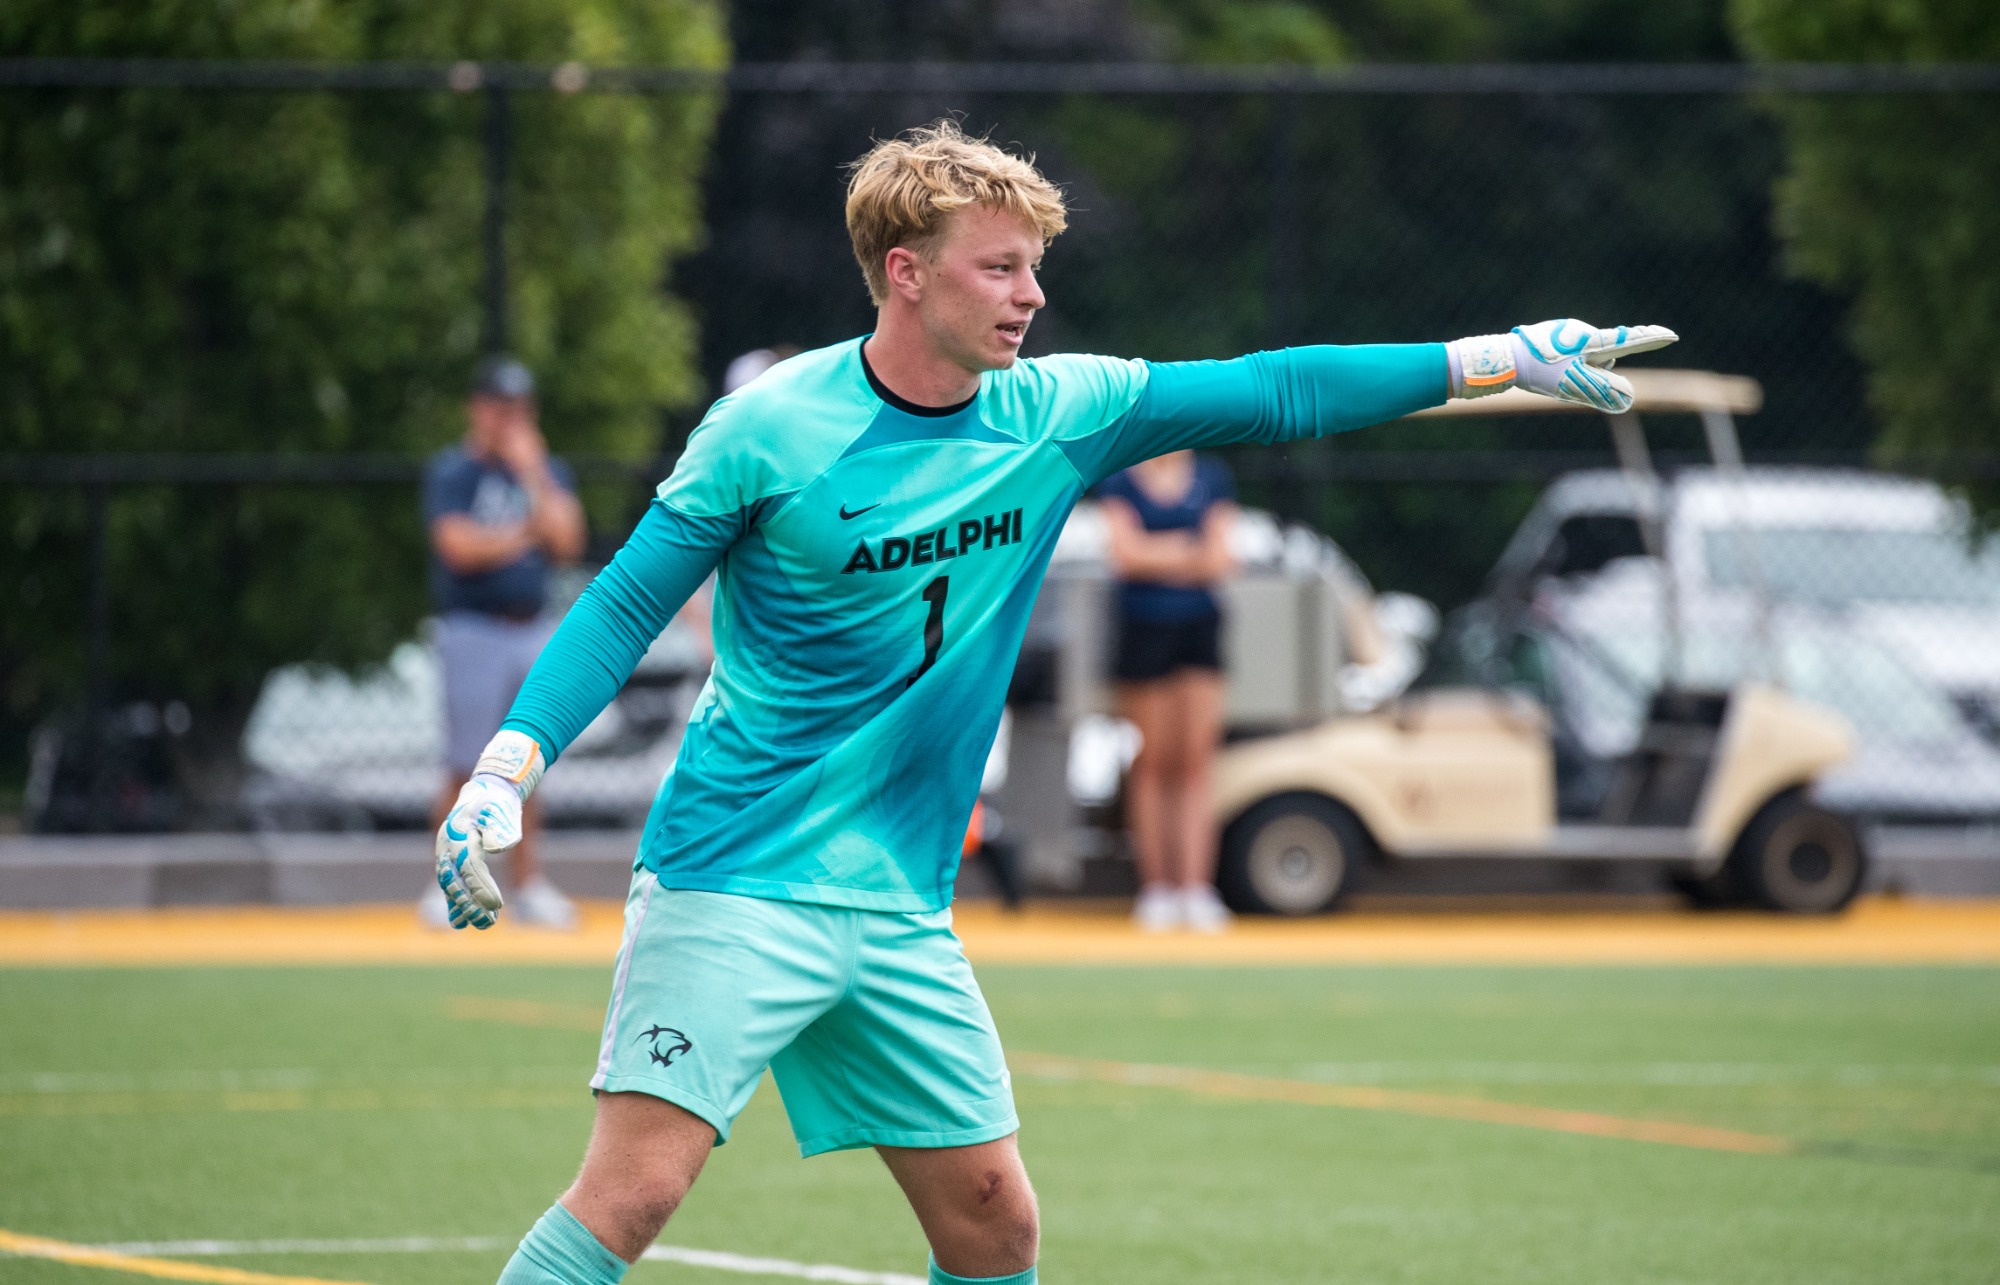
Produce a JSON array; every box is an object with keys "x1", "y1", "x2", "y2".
[{"x1": 1114, "y1": 611, "x2": 1223, "y2": 683}]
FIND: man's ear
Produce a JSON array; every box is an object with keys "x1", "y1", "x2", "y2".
[{"x1": 883, "y1": 246, "x2": 925, "y2": 302}]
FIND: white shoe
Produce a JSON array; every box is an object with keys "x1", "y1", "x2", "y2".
[
  {"x1": 512, "y1": 876, "x2": 579, "y2": 931},
  {"x1": 417, "y1": 883, "x2": 451, "y2": 930},
  {"x1": 1181, "y1": 884, "x2": 1233, "y2": 934},
  {"x1": 1133, "y1": 883, "x2": 1182, "y2": 933}
]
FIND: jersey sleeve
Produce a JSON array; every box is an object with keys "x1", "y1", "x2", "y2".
[
  {"x1": 1059, "y1": 343, "x2": 1450, "y2": 485},
  {"x1": 653, "y1": 399, "x2": 794, "y2": 522},
  {"x1": 501, "y1": 498, "x2": 741, "y2": 763}
]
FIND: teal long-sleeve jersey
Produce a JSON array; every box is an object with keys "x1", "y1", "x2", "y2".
[{"x1": 503, "y1": 336, "x2": 1448, "y2": 911}]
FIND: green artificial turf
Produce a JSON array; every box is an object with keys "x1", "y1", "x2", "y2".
[{"x1": 1, "y1": 963, "x2": 1996, "y2": 1283}]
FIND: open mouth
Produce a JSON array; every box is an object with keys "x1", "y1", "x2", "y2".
[{"x1": 996, "y1": 320, "x2": 1029, "y2": 346}]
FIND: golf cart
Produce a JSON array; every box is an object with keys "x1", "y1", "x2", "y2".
[{"x1": 1212, "y1": 370, "x2": 1870, "y2": 915}]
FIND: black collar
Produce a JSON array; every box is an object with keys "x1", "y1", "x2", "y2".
[{"x1": 859, "y1": 342, "x2": 976, "y2": 418}]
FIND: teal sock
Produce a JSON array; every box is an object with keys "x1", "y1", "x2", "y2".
[
  {"x1": 496, "y1": 1203, "x2": 629, "y2": 1285},
  {"x1": 928, "y1": 1256, "x2": 1036, "y2": 1285}
]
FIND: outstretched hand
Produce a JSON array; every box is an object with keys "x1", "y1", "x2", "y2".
[{"x1": 1449, "y1": 320, "x2": 1678, "y2": 413}]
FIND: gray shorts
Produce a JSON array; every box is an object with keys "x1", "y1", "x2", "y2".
[{"x1": 437, "y1": 610, "x2": 557, "y2": 775}]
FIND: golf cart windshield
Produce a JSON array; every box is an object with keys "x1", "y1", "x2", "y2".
[
  {"x1": 1553, "y1": 619, "x2": 1964, "y2": 750},
  {"x1": 1703, "y1": 527, "x2": 2000, "y2": 608}
]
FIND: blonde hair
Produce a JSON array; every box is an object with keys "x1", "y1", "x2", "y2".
[{"x1": 845, "y1": 120, "x2": 1068, "y2": 306}]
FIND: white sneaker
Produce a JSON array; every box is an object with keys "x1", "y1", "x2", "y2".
[
  {"x1": 417, "y1": 883, "x2": 451, "y2": 930},
  {"x1": 511, "y1": 876, "x2": 579, "y2": 931},
  {"x1": 1133, "y1": 883, "x2": 1182, "y2": 933},
  {"x1": 1181, "y1": 884, "x2": 1233, "y2": 934}
]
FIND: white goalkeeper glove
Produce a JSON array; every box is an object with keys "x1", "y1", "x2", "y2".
[
  {"x1": 434, "y1": 730, "x2": 546, "y2": 931},
  {"x1": 1449, "y1": 319, "x2": 1678, "y2": 413}
]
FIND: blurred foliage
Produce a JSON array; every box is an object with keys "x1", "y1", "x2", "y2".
[
  {"x1": 1731, "y1": 0, "x2": 2000, "y2": 513},
  {"x1": 1140, "y1": 1, "x2": 1351, "y2": 63},
  {"x1": 0, "y1": 0, "x2": 723, "y2": 800},
  {"x1": 1315, "y1": 0, "x2": 1735, "y2": 61}
]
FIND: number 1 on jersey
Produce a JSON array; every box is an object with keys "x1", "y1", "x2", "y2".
[{"x1": 908, "y1": 575, "x2": 949, "y2": 687}]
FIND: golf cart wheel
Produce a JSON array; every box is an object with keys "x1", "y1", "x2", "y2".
[
  {"x1": 1729, "y1": 793, "x2": 1868, "y2": 915},
  {"x1": 1218, "y1": 793, "x2": 1366, "y2": 916}
]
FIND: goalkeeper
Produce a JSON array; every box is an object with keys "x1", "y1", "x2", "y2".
[{"x1": 439, "y1": 119, "x2": 1675, "y2": 1285}]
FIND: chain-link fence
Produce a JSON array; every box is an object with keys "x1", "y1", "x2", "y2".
[{"x1": 5, "y1": 61, "x2": 2000, "y2": 845}]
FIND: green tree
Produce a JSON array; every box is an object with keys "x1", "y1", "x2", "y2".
[
  {"x1": 0, "y1": 0, "x2": 724, "y2": 818},
  {"x1": 1731, "y1": 0, "x2": 2000, "y2": 490}
]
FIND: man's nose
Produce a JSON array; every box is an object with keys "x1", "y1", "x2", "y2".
[{"x1": 1017, "y1": 268, "x2": 1046, "y2": 311}]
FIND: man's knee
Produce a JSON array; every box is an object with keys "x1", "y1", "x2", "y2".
[
  {"x1": 564, "y1": 1159, "x2": 691, "y2": 1261},
  {"x1": 591, "y1": 1188, "x2": 680, "y2": 1258},
  {"x1": 564, "y1": 1093, "x2": 715, "y2": 1261},
  {"x1": 991, "y1": 1202, "x2": 1039, "y2": 1263},
  {"x1": 959, "y1": 1165, "x2": 1040, "y2": 1257}
]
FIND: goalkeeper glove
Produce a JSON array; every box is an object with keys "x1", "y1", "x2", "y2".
[
  {"x1": 434, "y1": 729, "x2": 546, "y2": 930},
  {"x1": 1449, "y1": 319, "x2": 1677, "y2": 413}
]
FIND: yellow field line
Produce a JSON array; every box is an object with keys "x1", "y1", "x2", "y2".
[
  {"x1": 1013, "y1": 1052, "x2": 1795, "y2": 1155},
  {"x1": 0, "y1": 1229, "x2": 371, "y2": 1285}
]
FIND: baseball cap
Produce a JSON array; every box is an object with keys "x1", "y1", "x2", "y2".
[{"x1": 470, "y1": 354, "x2": 536, "y2": 400}]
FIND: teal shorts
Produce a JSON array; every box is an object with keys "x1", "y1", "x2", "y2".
[{"x1": 590, "y1": 872, "x2": 1018, "y2": 1157}]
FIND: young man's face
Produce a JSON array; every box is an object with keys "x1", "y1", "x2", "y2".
[{"x1": 906, "y1": 204, "x2": 1047, "y2": 374}]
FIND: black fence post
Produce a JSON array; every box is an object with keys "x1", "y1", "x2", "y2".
[
  {"x1": 84, "y1": 480, "x2": 112, "y2": 786},
  {"x1": 481, "y1": 82, "x2": 513, "y2": 355}
]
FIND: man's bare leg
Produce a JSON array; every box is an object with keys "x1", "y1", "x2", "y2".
[
  {"x1": 494, "y1": 1091, "x2": 714, "y2": 1284},
  {"x1": 562, "y1": 1091, "x2": 717, "y2": 1260},
  {"x1": 878, "y1": 1135, "x2": 1039, "y2": 1279}
]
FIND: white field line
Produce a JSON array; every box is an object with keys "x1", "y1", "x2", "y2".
[
  {"x1": 84, "y1": 1236, "x2": 926, "y2": 1285},
  {"x1": 642, "y1": 1245, "x2": 924, "y2": 1284}
]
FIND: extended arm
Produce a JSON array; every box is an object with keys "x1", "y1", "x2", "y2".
[
  {"x1": 431, "y1": 499, "x2": 738, "y2": 928},
  {"x1": 1080, "y1": 344, "x2": 1448, "y2": 483},
  {"x1": 1072, "y1": 321, "x2": 1675, "y2": 484}
]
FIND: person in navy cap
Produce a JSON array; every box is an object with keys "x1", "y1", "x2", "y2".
[{"x1": 418, "y1": 355, "x2": 587, "y2": 928}]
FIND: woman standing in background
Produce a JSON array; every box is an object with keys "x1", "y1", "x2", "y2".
[{"x1": 1098, "y1": 450, "x2": 1238, "y2": 932}]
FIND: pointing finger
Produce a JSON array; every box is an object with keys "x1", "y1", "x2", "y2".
[{"x1": 1586, "y1": 324, "x2": 1677, "y2": 362}]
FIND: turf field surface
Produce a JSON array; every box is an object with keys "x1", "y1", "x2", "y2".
[{"x1": 3, "y1": 950, "x2": 1996, "y2": 1283}]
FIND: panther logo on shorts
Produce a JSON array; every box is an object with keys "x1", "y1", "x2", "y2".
[{"x1": 639, "y1": 1024, "x2": 693, "y2": 1068}]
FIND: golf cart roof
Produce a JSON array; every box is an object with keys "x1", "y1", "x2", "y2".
[{"x1": 1407, "y1": 368, "x2": 1761, "y2": 418}]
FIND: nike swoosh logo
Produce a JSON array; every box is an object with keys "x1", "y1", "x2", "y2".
[{"x1": 839, "y1": 503, "x2": 880, "y2": 521}]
